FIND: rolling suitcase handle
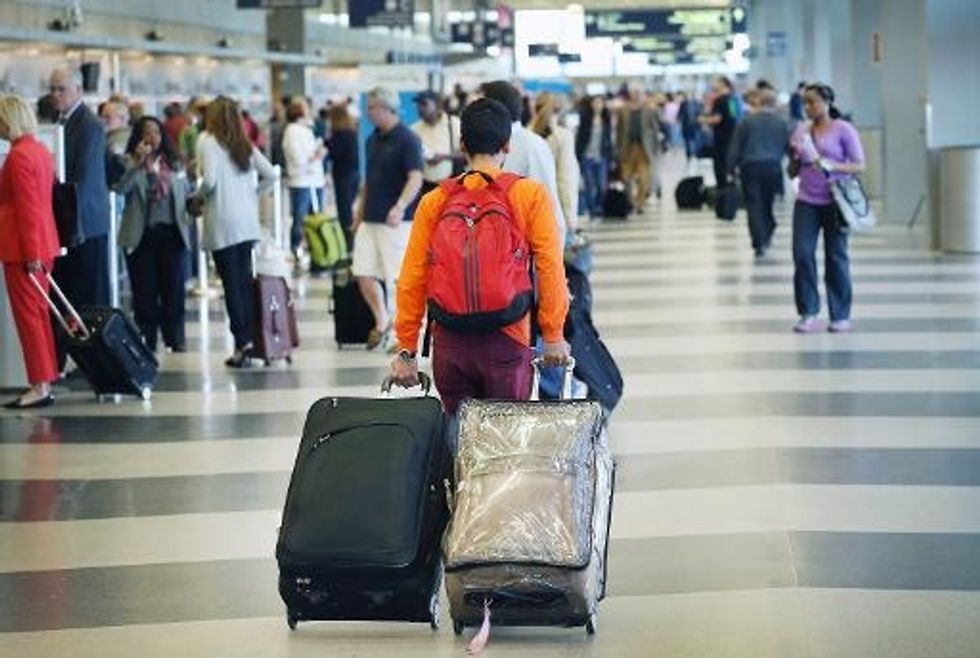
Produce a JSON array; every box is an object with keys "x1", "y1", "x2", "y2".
[
  {"x1": 380, "y1": 371, "x2": 433, "y2": 396},
  {"x1": 530, "y1": 356, "x2": 576, "y2": 401},
  {"x1": 28, "y1": 269, "x2": 92, "y2": 340}
]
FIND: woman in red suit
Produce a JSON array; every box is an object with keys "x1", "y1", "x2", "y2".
[{"x1": 0, "y1": 94, "x2": 61, "y2": 408}]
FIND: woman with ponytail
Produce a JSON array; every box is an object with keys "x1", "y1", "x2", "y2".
[{"x1": 787, "y1": 83, "x2": 865, "y2": 334}]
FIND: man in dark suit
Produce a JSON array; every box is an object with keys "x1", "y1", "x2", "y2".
[{"x1": 48, "y1": 66, "x2": 111, "y2": 372}]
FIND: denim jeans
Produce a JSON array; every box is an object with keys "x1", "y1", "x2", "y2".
[
  {"x1": 792, "y1": 200, "x2": 852, "y2": 322},
  {"x1": 739, "y1": 161, "x2": 781, "y2": 251},
  {"x1": 288, "y1": 186, "x2": 325, "y2": 252},
  {"x1": 212, "y1": 241, "x2": 255, "y2": 350},
  {"x1": 580, "y1": 157, "x2": 608, "y2": 217}
]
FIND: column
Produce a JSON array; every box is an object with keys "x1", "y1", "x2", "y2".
[
  {"x1": 267, "y1": 8, "x2": 308, "y2": 101},
  {"x1": 879, "y1": 0, "x2": 929, "y2": 225}
]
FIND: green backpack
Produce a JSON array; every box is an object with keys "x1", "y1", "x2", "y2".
[{"x1": 304, "y1": 212, "x2": 349, "y2": 271}]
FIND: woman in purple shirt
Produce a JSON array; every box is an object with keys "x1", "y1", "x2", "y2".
[{"x1": 789, "y1": 84, "x2": 865, "y2": 333}]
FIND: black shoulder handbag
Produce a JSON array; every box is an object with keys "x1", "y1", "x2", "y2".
[{"x1": 52, "y1": 181, "x2": 83, "y2": 248}]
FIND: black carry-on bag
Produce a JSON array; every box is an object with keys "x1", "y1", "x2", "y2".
[
  {"x1": 675, "y1": 175, "x2": 706, "y2": 210},
  {"x1": 30, "y1": 270, "x2": 158, "y2": 400},
  {"x1": 444, "y1": 359, "x2": 616, "y2": 642},
  {"x1": 330, "y1": 268, "x2": 384, "y2": 348},
  {"x1": 713, "y1": 184, "x2": 740, "y2": 221},
  {"x1": 563, "y1": 267, "x2": 623, "y2": 416},
  {"x1": 276, "y1": 374, "x2": 451, "y2": 631}
]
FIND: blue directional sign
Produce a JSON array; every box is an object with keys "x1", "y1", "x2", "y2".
[{"x1": 348, "y1": 0, "x2": 415, "y2": 29}]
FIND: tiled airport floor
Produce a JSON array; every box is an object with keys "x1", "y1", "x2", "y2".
[{"x1": 3, "y1": 157, "x2": 980, "y2": 657}]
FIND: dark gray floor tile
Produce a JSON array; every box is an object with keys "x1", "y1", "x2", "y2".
[
  {"x1": 617, "y1": 392, "x2": 980, "y2": 419},
  {"x1": 600, "y1": 319, "x2": 980, "y2": 338},
  {"x1": 6, "y1": 448, "x2": 979, "y2": 522},
  {"x1": 594, "y1": 293, "x2": 980, "y2": 310},
  {"x1": 4, "y1": 532, "x2": 979, "y2": 632},
  {"x1": 792, "y1": 532, "x2": 980, "y2": 591},
  {"x1": 0, "y1": 412, "x2": 306, "y2": 445},
  {"x1": 613, "y1": 350, "x2": 980, "y2": 372},
  {"x1": 0, "y1": 472, "x2": 292, "y2": 522}
]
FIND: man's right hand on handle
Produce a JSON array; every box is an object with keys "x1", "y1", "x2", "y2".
[{"x1": 540, "y1": 340, "x2": 572, "y2": 367}]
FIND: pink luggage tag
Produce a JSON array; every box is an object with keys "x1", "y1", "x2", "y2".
[{"x1": 466, "y1": 599, "x2": 492, "y2": 655}]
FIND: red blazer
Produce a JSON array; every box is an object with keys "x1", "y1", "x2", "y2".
[{"x1": 0, "y1": 135, "x2": 60, "y2": 263}]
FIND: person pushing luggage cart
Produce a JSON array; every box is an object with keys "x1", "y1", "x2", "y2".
[{"x1": 386, "y1": 97, "x2": 571, "y2": 412}]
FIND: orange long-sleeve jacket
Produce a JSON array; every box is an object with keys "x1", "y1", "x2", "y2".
[{"x1": 396, "y1": 167, "x2": 569, "y2": 352}]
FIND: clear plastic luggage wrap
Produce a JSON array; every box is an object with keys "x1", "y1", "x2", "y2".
[{"x1": 443, "y1": 399, "x2": 613, "y2": 578}]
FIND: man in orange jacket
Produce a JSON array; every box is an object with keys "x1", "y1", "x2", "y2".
[{"x1": 388, "y1": 98, "x2": 570, "y2": 413}]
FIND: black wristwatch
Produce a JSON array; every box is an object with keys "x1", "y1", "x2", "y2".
[{"x1": 397, "y1": 349, "x2": 417, "y2": 362}]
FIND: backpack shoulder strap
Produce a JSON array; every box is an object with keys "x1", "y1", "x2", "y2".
[{"x1": 493, "y1": 172, "x2": 524, "y2": 194}]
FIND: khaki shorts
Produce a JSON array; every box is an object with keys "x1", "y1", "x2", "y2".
[{"x1": 351, "y1": 221, "x2": 412, "y2": 283}]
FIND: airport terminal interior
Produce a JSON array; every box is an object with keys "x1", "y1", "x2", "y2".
[{"x1": 1, "y1": 1, "x2": 979, "y2": 657}]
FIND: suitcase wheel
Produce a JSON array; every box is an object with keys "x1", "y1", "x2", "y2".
[
  {"x1": 452, "y1": 619, "x2": 464, "y2": 636},
  {"x1": 285, "y1": 355, "x2": 292, "y2": 365},
  {"x1": 585, "y1": 614, "x2": 597, "y2": 636},
  {"x1": 287, "y1": 611, "x2": 298, "y2": 631}
]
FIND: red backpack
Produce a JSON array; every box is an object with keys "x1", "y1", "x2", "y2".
[{"x1": 426, "y1": 171, "x2": 533, "y2": 334}]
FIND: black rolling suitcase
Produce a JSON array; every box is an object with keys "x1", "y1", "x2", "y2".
[
  {"x1": 675, "y1": 175, "x2": 706, "y2": 209},
  {"x1": 31, "y1": 271, "x2": 157, "y2": 400},
  {"x1": 713, "y1": 184, "x2": 740, "y2": 221},
  {"x1": 330, "y1": 268, "x2": 383, "y2": 347},
  {"x1": 276, "y1": 377, "x2": 451, "y2": 631},
  {"x1": 601, "y1": 182, "x2": 631, "y2": 220}
]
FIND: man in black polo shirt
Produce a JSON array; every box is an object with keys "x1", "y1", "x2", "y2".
[
  {"x1": 352, "y1": 86, "x2": 424, "y2": 350},
  {"x1": 699, "y1": 76, "x2": 739, "y2": 188}
]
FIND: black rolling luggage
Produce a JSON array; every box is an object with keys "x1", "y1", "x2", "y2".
[
  {"x1": 330, "y1": 268, "x2": 383, "y2": 347},
  {"x1": 31, "y1": 271, "x2": 157, "y2": 400},
  {"x1": 713, "y1": 185, "x2": 740, "y2": 221},
  {"x1": 276, "y1": 377, "x2": 451, "y2": 630},
  {"x1": 601, "y1": 182, "x2": 631, "y2": 220},
  {"x1": 675, "y1": 175, "x2": 706, "y2": 209}
]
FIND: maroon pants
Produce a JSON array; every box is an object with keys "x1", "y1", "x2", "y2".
[{"x1": 431, "y1": 329, "x2": 533, "y2": 415}]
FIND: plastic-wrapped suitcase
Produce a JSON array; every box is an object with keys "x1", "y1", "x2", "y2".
[
  {"x1": 30, "y1": 271, "x2": 157, "y2": 400},
  {"x1": 276, "y1": 376, "x2": 451, "y2": 631},
  {"x1": 252, "y1": 275, "x2": 298, "y2": 365},
  {"x1": 443, "y1": 361, "x2": 615, "y2": 637}
]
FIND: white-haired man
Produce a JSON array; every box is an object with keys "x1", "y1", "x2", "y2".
[
  {"x1": 352, "y1": 86, "x2": 424, "y2": 350},
  {"x1": 48, "y1": 65, "x2": 111, "y2": 375}
]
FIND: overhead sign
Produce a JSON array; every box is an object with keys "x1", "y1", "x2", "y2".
[
  {"x1": 450, "y1": 20, "x2": 502, "y2": 48},
  {"x1": 622, "y1": 35, "x2": 732, "y2": 56},
  {"x1": 348, "y1": 0, "x2": 415, "y2": 29},
  {"x1": 237, "y1": 0, "x2": 321, "y2": 7},
  {"x1": 766, "y1": 31, "x2": 788, "y2": 57},
  {"x1": 585, "y1": 6, "x2": 747, "y2": 39}
]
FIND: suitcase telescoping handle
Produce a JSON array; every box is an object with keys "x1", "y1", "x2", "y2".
[
  {"x1": 28, "y1": 269, "x2": 91, "y2": 340},
  {"x1": 380, "y1": 371, "x2": 433, "y2": 396},
  {"x1": 530, "y1": 356, "x2": 576, "y2": 401}
]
